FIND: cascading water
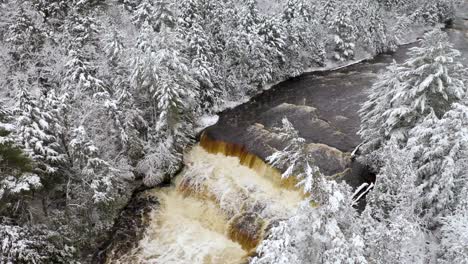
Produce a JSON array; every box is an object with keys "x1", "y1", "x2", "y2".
[{"x1": 115, "y1": 135, "x2": 306, "y2": 264}]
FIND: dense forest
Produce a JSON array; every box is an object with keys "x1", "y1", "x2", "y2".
[{"x1": 0, "y1": 0, "x2": 465, "y2": 263}]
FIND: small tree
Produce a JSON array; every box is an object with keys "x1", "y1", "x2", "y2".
[{"x1": 267, "y1": 118, "x2": 322, "y2": 194}]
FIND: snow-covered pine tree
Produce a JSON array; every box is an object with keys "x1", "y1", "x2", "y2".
[
  {"x1": 359, "y1": 29, "x2": 466, "y2": 163},
  {"x1": 376, "y1": 0, "x2": 412, "y2": 10},
  {"x1": 32, "y1": 0, "x2": 70, "y2": 22},
  {"x1": 0, "y1": 221, "x2": 76, "y2": 263},
  {"x1": 131, "y1": 24, "x2": 197, "y2": 186},
  {"x1": 65, "y1": 12, "x2": 100, "y2": 48},
  {"x1": 4, "y1": 5, "x2": 46, "y2": 70},
  {"x1": 320, "y1": 0, "x2": 338, "y2": 21},
  {"x1": 15, "y1": 87, "x2": 67, "y2": 178},
  {"x1": 358, "y1": 62, "x2": 403, "y2": 166},
  {"x1": 281, "y1": 0, "x2": 326, "y2": 72},
  {"x1": 248, "y1": 17, "x2": 285, "y2": 86},
  {"x1": 257, "y1": 17, "x2": 287, "y2": 64},
  {"x1": 132, "y1": 0, "x2": 176, "y2": 32},
  {"x1": 358, "y1": 1, "x2": 396, "y2": 55},
  {"x1": 407, "y1": 103, "x2": 468, "y2": 223},
  {"x1": 136, "y1": 136, "x2": 181, "y2": 186},
  {"x1": 438, "y1": 202, "x2": 468, "y2": 264},
  {"x1": 68, "y1": 125, "x2": 117, "y2": 203},
  {"x1": 104, "y1": 29, "x2": 124, "y2": 65},
  {"x1": 240, "y1": 0, "x2": 261, "y2": 34},
  {"x1": 419, "y1": 0, "x2": 459, "y2": 24},
  {"x1": 255, "y1": 117, "x2": 367, "y2": 263},
  {"x1": 63, "y1": 50, "x2": 106, "y2": 96},
  {"x1": 0, "y1": 107, "x2": 40, "y2": 201},
  {"x1": 266, "y1": 118, "x2": 322, "y2": 194},
  {"x1": 329, "y1": 4, "x2": 356, "y2": 61},
  {"x1": 180, "y1": 24, "x2": 221, "y2": 112},
  {"x1": 120, "y1": 0, "x2": 140, "y2": 12},
  {"x1": 132, "y1": 0, "x2": 155, "y2": 28},
  {"x1": 394, "y1": 29, "x2": 466, "y2": 119},
  {"x1": 361, "y1": 143, "x2": 428, "y2": 263},
  {"x1": 132, "y1": 20, "x2": 198, "y2": 143},
  {"x1": 253, "y1": 177, "x2": 367, "y2": 264},
  {"x1": 152, "y1": 33, "x2": 198, "y2": 148}
]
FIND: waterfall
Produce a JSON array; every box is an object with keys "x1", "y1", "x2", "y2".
[{"x1": 117, "y1": 134, "x2": 305, "y2": 264}]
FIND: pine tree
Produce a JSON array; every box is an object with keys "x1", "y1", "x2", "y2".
[
  {"x1": 282, "y1": 0, "x2": 326, "y2": 71},
  {"x1": 104, "y1": 29, "x2": 124, "y2": 65},
  {"x1": 359, "y1": 30, "x2": 466, "y2": 162},
  {"x1": 255, "y1": 116, "x2": 367, "y2": 263},
  {"x1": 361, "y1": 143, "x2": 428, "y2": 263},
  {"x1": 358, "y1": 2, "x2": 396, "y2": 55},
  {"x1": 4, "y1": 6, "x2": 46, "y2": 70},
  {"x1": 329, "y1": 5, "x2": 356, "y2": 61},
  {"x1": 32, "y1": 0, "x2": 70, "y2": 22},
  {"x1": 65, "y1": 12, "x2": 100, "y2": 48},
  {"x1": 152, "y1": 34, "x2": 198, "y2": 147},
  {"x1": 69, "y1": 126, "x2": 117, "y2": 203},
  {"x1": 132, "y1": 0, "x2": 176, "y2": 32},
  {"x1": 240, "y1": 0, "x2": 261, "y2": 34},
  {"x1": 63, "y1": 50, "x2": 105, "y2": 96},
  {"x1": 0, "y1": 107, "x2": 39, "y2": 201},
  {"x1": 257, "y1": 17, "x2": 287, "y2": 63},
  {"x1": 253, "y1": 178, "x2": 367, "y2": 264},
  {"x1": 0, "y1": 221, "x2": 76, "y2": 263},
  {"x1": 358, "y1": 62, "x2": 403, "y2": 166},
  {"x1": 394, "y1": 29, "x2": 466, "y2": 118},
  {"x1": 266, "y1": 118, "x2": 322, "y2": 194},
  {"x1": 180, "y1": 24, "x2": 221, "y2": 111},
  {"x1": 130, "y1": 26, "x2": 198, "y2": 146},
  {"x1": 438, "y1": 202, "x2": 468, "y2": 263},
  {"x1": 320, "y1": 0, "x2": 338, "y2": 21},
  {"x1": 407, "y1": 103, "x2": 468, "y2": 223},
  {"x1": 15, "y1": 87, "x2": 67, "y2": 177},
  {"x1": 136, "y1": 136, "x2": 182, "y2": 186}
]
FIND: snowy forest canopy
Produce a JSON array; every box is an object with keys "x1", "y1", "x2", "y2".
[{"x1": 0, "y1": 0, "x2": 465, "y2": 263}]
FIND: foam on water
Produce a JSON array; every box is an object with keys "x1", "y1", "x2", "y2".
[{"x1": 122, "y1": 145, "x2": 304, "y2": 264}]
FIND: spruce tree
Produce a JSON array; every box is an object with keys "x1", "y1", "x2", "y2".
[
  {"x1": 359, "y1": 29, "x2": 466, "y2": 162},
  {"x1": 266, "y1": 118, "x2": 321, "y2": 193},
  {"x1": 329, "y1": 6, "x2": 356, "y2": 61},
  {"x1": 15, "y1": 87, "x2": 66, "y2": 177},
  {"x1": 408, "y1": 103, "x2": 468, "y2": 223},
  {"x1": 0, "y1": 107, "x2": 39, "y2": 201},
  {"x1": 152, "y1": 33, "x2": 198, "y2": 147},
  {"x1": 361, "y1": 143, "x2": 427, "y2": 263}
]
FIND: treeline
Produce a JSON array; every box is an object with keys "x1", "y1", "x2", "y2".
[{"x1": 0, "y1": 0, "x2": 459, "y2": 262}]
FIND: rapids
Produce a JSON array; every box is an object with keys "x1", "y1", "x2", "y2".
[{"x1": 116, "y1": 143, "x2": 305, "y2": 264}]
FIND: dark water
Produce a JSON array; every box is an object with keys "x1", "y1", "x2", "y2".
[{"x1": 205, "y1": 10, "x2": 468, "y2": 157}]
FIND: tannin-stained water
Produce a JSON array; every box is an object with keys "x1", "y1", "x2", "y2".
[{"x1": 122, "y1": 145, "x2": 305, "y2": 264}]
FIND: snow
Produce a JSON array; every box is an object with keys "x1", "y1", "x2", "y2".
[
  {"x1": 0, "y1": 122, "x2": 15, "y2": 131},
  {"x1": 195, "y1": 114, "x2": 219, "y2": 132}
]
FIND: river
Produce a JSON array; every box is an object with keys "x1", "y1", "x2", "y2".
[{"x1": 105, "y1": 5, "x2": 468, "y2": 264}]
